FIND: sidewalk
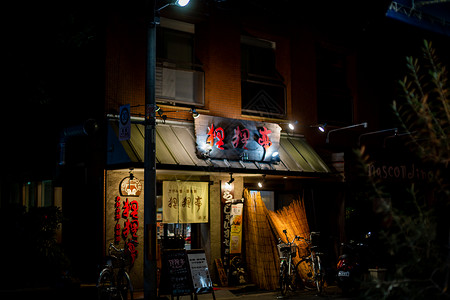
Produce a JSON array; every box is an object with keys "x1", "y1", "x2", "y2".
[
  {"x1": 134, "y1": 285, "x2": 354, "y2": 300},
  {"x1": 0, "y1": 283, "x2": 354, "y2": 300}
]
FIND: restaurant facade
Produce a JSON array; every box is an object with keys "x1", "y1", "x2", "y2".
[{"x1": 101, "y1": 2, "x2": 348, "y2": 289}]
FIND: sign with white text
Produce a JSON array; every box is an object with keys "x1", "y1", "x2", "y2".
[
  {"x1": 119, "y1": 104, "x2": 131, "y2": 141},
  {"x1": 187, "y1": 250, "x2": 213, "y2": 294}
]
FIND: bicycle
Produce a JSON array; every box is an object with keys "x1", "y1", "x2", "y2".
[
  {"x1": 97, "y1": 242, "x2": 134, "y2": 300},
  {"x1": 277, "y1": 229, "x2": 300, "y2": 296},
  {"x1": 295, "y1": 232, "x2": 325, "y2": 294}
]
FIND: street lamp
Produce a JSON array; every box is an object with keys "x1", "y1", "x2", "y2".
[
  {"x1": 325, "y1": 122, "x2": 368, "y2": 144},
  {"x1": 144, "y1": 1, "x2": 190, "y2": 299}
]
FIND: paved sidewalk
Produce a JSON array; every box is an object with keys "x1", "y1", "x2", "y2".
[
  {"x1": 134, "y1": 285, "x2": 355, "y2": 300},
  {"x1": 0, "y1": 283, "x2": 355, "y2": 300}
]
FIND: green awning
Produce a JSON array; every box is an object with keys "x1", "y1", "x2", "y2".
[{"x1": 107, "y1": 119, "x2": 330, "y2": 174}]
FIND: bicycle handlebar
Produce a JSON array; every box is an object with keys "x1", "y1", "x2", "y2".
[
  {"x1": 280, "y1": 230, "x2": 301, "y2": 245},
  {"x1": 108, "y1": 242, "x2": 126, "y2": 260},
  {"x1": 279, "y1": 230, "x2": 321, "y2": 246}
]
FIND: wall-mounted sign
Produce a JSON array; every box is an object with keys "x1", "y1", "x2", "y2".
[
  {"x1": 162, "y1": 181, "x2": 209, "y2": 223},
  {"x1": 106, "y1": 170, "x2": 144, "y2": 289},
  {"x1": 194, "y1": 115, "x2": 281, "y2": 162},
  {"x1": 119, "y1": 104, "x2": 131, "y2": 141},
  {"x1": 120, "y1": 176, "x2": 142, "y2": 197},
  {"x1": 230, "y1": 203, "x2": 243, "y2": 254},
  {"x1": 113, "y1": 195, "x2": 139, "y2": 264},
  {"x1": 222, "y1": 202, "x2": 231, "y2": 272},
  {"x1": 221, "y1": 181, "x2": 234, "y2": 203},
  {"x1": 367, "y1": 162, "x2": 435, "y2": 182}
]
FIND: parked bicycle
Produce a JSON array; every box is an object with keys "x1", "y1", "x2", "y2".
[
  {"x1": 295, "y1": 232, "x2": 325, "y2": 294},
  {"x1": 277, "y1": 229, "x2": 301, "y2": 296},
  {"x1": 97, "y1": 243, "x2": 134, "y2": 300}
]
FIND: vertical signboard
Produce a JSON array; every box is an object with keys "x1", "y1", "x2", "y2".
[
  {"x1": 187, "y1": 249, "x2": 214, "y2": 294},
  {"x1": 119, "y1": 104, "x2": 131, "y2": 141},
  {"x1": 230, "y1": 203, "x2": 243, "y2": 254},
  {"x1": 105, "y1": 169, "x2": 144, "y2": 289},
  {"x1": 220, "y1": 181, "x2": 234, "y2": 273},
  {"x1": 160, "y1": 249, "x2": 193, "y2": 296}
]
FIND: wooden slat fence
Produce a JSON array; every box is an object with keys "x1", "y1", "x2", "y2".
[{"x1": 243, "y1": 189, "x2": 312, "y2": 290}]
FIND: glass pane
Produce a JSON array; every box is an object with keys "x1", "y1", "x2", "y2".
[
  {"x1": 250, "y1": 190, "x2": 275, "y2": 211},
  {"x1": 241, "y1": 80, "x2": 286, "y2": 117},
  {"x1": 42, "y1": 180, "x2": 53, "y2": 207},
  {"x1": 161, "y1": 29, "x2": 193, "y2": 64}
]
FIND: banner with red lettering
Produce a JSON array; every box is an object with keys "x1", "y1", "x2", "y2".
[
  {"x1": 194, "y1": 115, "x2": 281, "y2": 162},
  {"x1": 163, "y1": 181, "x2": 209, "y2": 223}
]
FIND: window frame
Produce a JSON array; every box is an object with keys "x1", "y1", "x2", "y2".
[{"x1": 241, "y1": 35, "x2": 286, "y2": 118}]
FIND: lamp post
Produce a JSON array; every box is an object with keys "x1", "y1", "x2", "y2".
[{"x1": 144, "y1": 1, "x2": 190, "y2": 299}]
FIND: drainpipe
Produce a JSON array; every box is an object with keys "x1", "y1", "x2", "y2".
[{"x1": 59, "y1": 119, "x2": 98, "y2": 166}]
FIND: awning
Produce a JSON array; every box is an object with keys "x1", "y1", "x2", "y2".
[{"x1": 107, "y1": 119, "x2": 331, "y2": 176}]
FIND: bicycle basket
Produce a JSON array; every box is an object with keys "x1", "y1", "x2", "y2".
[
  {"x1": 110, "y1": 248, "x2": 132, "y2": 268},
  {"x1": 277, "y1": 243, "x2": 297, "y2": 259}
]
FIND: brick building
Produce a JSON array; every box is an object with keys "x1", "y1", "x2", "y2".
[
  {"x1": 4, "y1": 0, "x2": 449, "y2": 291},
  {"x1": 101, "y1": 1, "x2": 352, "y2": 289}
]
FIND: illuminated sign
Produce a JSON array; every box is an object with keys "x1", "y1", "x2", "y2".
[
  {"x1": 194, "y1": 115, "x2": 281, "y2": 162},
  {"x1": 162, "y1": 181, "x2": 209, "y2": 223},
  {"x1": 120, "y1": 176, "x2": 142, "y2": 197},
  {"x1": 113, "y1": 195, "x2": 139, "y2": 264}
]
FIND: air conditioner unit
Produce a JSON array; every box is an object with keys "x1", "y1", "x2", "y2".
[{"x1": 156, "y1": 63, "x2": 204, "y2": 105}]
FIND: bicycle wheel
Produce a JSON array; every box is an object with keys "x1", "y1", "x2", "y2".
[
  {"x1": 117, "y1": 270, "x2": 133, "y2": 300},
  {"x1": 279, "y1": 261, "x2": 289, "y2": 296},
  {"x1": 288, "y1": 267, "x2": 297, "y2": 292},
  {"x1": 295, "y1": 258, "x2": 316, "y2": 290},
  {"x1": 97, "y1": 269, "x2": 114, "y2": 300},
  {"x1": 313, "y1": 255, "x2": 324, "y2": 294}
]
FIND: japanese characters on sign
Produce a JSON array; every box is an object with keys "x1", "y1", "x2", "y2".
[
  {"x1": 230, "y1": 203, "x2": 243, "y2": 254},
  {"x1": 163, "y1": 181, "x2": 209, "y2": 224},
  {"x1": 220, "y1": 180, "x2": 234, "y2": 271},
  {"x1": 113, "y1": 195, "x2": 139, "y2": 265},
  {"x1": 187, "y1": 250, "x2": 213, "y2": 293},
  {"x1": 160, "y1": 250, "x2": 193, "y2": 296},
  {"x1": 194, "y1": 115, "x2": 281, "y2": 162},
  {"x1": 222, "y1": 202, "x2": 232, "y2": 272}
]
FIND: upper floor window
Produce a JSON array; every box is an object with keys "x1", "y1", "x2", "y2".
[
  {"x1": 241, "y1": 35, "x2": 286, "y2": 119},
  {"x1": 316, "y1": 45, "x2": 353, "y2": 125},
  {"x1": 156, "y1": 18, "x2": 204, "y2": 106}
]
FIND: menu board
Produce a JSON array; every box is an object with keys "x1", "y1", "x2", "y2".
[
  {"x1": 187, "y1": 250, "x2": 214, "y2": 294},
  {"x1": 160, "y1": 249, "x2": 193, "y2": 296}
]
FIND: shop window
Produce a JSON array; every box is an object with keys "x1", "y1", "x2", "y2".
[
  {"x1": 162, "y1": 223, "x2": 193, "y2": 250},
  {"x1": 316, "y1": 45, "x2": 354, "y2": 125},
  {"x1": 22, "y1": 180, "x2": 54, "y2": 208},
  {"x1": 156, "y1": 18, "x2": 204, "y2": 106},
  {"x1": 241, "y1": 36, "x2": 286, "y2": 118}
]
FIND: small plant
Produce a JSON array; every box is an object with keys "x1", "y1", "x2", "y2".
[
  {"x1": 1, "y1": 205, "x2": 70, "y2": 288},
  {"x1": 356, "y1": 40, "x2": 449, "y2": 299}
]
